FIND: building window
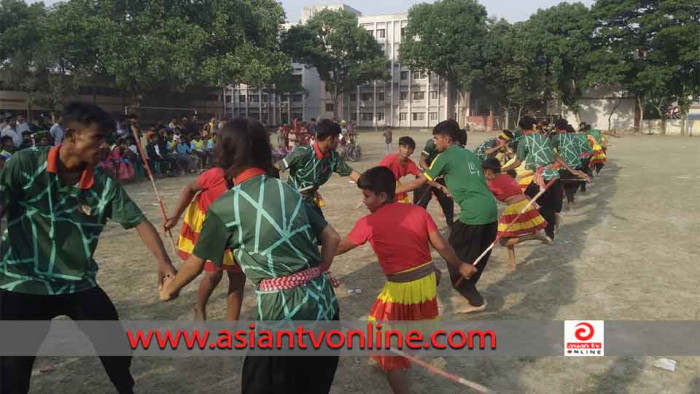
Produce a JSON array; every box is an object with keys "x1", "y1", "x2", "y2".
[
  {"x1": 377, "y1": 112, "x2": 385, "y2": 121},
  {"x1": 377, "y1": 92, "x2": 385, "y2": 101},
  {"x1": 351, "y1": 112, "x2": 358, "y2": 121},
  {"x1": 262, "y1": 94, "x2": 269, "y2": 102},
  {"x1": 292, "y1": 113, "x2": 303, "y2": 121},
  {"x1": 400, "y1": 71, "x2": 408, "y2": 80},
  {"x1": 361, "y1": 93, "x2": 372, "y2": 101},
  {"x1": 412, "y1": 91, "x2": 425, "y2": 100},
  {"x1": 377, "y1": 29, "x2": 386, "y2": 38},
  {"x1": 401, "y1": 27, "x2": 406, "y2": 37},
  {"x1": 413, "y1": 71, "x2": 424, "y2": 80},
  {"x1": 291, "y1": 94, "x2": 303, "y2": 102},
  {"x1": 249, "y1": 95, "x2": 260, "y2": 103},
  {"x1": 412, "y1": 112, "x2": 425, "y2": 121},
  {"x1": 429, "y1": 112, "x2": 438, "y2": 121},
  {"x1": 349, "y1": 93, "x2": 357, "y2": 101},
  {"x1": 399, "y1": 112, "x2": 407, "y2": 121},
  {"x1": 239, "y1": 95, "x2": 246, "y2": 103},
  {"x1": 225, "y1": 95, "x2": 232, "y2": 103},
  {"x1": 362, "y1": 113, "x2": 373, "y2": 121},
  {"x1": 430, "y1": 91, "x2": 438, "y2": 100},
  {"x1": 400, "y1": 92, "x2": 408, "y2": 101},
  {"x1": 325, "y1": 103, "x2": 334, "y2": 112}
]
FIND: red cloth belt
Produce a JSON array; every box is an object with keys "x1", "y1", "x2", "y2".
[{"x1": 258, "y1": 267, "x2": 339, "y2": 291}]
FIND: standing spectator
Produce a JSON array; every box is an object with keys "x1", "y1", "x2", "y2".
[
  {"x1": 383, "y1": 126, "x2": 393, "y2": 154},
  {"x1": 50, "y1": 116, "x2": 64, "y2": 145},
  {"x1": 1, "y1": 116, "x2": 21, "y2": 148},
  {"x1": 309, "y1": 118, "x2": 317, "y2": 137},
  {"x1": 19, "y1": 131, "x2": 33, "y2": 150},
  {"x1": 1, "y1": 136, "x2": 14, "y2": 158},
  {"x1": 16, "y1": 115, "x2": 31, "y2": 135}
]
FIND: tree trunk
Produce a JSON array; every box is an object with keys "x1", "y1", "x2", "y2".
[
  {"x1": 607, "y1": 93, "x2": 622, "y2": 133},
  {"x1": 636, "y1": 93, "x2": 644, "y2": 134},
  {"x1": 459, "y1": 91, "x2": 469, "y2": 127},
  {"x1": 517, "y1": 106, "x2": 524, "y2": 125}
]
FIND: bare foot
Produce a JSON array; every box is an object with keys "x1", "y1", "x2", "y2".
[
  {"x1": 451, "y1": 296, "x2": 487, "y2": 314},
  {"x1": 536, "y1": 231, "x2": 554, "y2": 245},
  {"x1": 193, "y1": 307, "x2": 206, "y2": 321}
]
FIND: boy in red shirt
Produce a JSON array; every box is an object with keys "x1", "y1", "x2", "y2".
[
  {"x1": 337, "y1": 166, "x2": 476, "y2": 394},
  {"x1": 378, "y1": 136, "x2": 421, "y2": 203},
  {"x1": 164, "y1": 167, "x2": 245, "y2": 320}
]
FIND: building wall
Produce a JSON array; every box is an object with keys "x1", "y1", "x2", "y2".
[
  {"x1": 227, "y1": 4, "x2": 464, "y2": 128},
  {"x1": 562, "y1": 87, "x2": 637, "y2": 131}
]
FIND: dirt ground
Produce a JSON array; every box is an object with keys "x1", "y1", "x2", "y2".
[{"x1": 30, "y1": 130, "x2": 700, "y2": 393}]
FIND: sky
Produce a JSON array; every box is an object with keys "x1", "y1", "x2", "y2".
[{"x1": 39, "y1": 0, "x2": 596, "y2": 23}]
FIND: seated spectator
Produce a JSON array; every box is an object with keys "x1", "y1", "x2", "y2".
[
  {"x1": 190, "y1": 133, "x2": 213, "y2": 170},
  {"x1": 146, "y1": 134, "x2": 172, "y2": 176},
  {"x1": 112, "y1": 138, "x2": 136, "y2": 183},
  {"x1": 19, "y1": 131, "x2": 33, "y2": 150}
]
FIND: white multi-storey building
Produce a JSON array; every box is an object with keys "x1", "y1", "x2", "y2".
[{"x1": 227, "y1": 4, "x2": 465, "y2": 128}]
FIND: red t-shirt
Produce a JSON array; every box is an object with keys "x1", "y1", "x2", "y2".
[
  {"x1": 487, "y1": 173, "x2": 521, "y2": 202},
  {"x1": 347, "y1": 203, "x2": 438, "y2": 274},
  {"x1": 378, "y1": 154, "x2": 421, "y2": 180},
  {"x1": 196, "y1": 168, "x2": 229, "y2": 211},
  {"x1": 379, "y1": 154, "x2": 421, "y2": 202}
]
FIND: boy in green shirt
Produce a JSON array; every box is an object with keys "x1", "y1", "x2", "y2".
[
  {"x1": 0, "y1": 102, "x2": 177, "y2": 393},
  {"x1": 397, "y1": 120, "x2": 498, "y2": 314}
]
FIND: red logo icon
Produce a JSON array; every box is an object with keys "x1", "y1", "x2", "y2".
[{"x1": 574, "y1": 322, "x2": 594, "y2": 341}]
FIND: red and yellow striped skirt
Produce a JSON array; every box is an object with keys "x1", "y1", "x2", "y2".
[
  {"x1": 368, "y1": 262, "x2": 439, "y2": 371},
  {"x1": 177, "y1": 199, "x2": 240, "y2": 273},
  {"x1": 498, "y1": 198, "x2": 547, "y2": 238}
]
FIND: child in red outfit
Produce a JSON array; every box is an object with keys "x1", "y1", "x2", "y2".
[
  {"x1": 378, "y1": 136, "x2": 421, "y2": 203},
  {"x1": 483, "y1": 158, "x2": 552, "y2": 269},
  {"x1": 336, "y1": 166, "x2": 475, "y2": 394},
  {"x1": 164, "y1": 167, "x2": 245, "y2": 320}
]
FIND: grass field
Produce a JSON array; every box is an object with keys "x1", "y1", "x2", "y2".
[{"x1": 30, "y1": 130, "x2": 700, "y2": 393}]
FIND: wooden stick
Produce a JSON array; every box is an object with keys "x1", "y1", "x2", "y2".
[
  {"x1": 454, "y1": 177, "x2": 558, "y2": 288},
  {"x1": 389, "y1": 349, "x2": 492, "y2": 393},
  {"x1": 129, "y1": 128, "x2": 179, "y2": 256}
]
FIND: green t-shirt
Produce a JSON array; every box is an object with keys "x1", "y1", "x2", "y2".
[
  {"x1": 420, "y1": 139, "x2": 439, "y2": 169},
  {"x1": 279, "y1": 144, "x2": 353, "y2": 203},
  {"x1": 574, "y1": 133, "x2": 593, "y2": 156},
  {"x1": 587, "y1": 129, "x2": 603, "y2": 145},
  {"x1": 552, "y1": 133, "x2": 581, "y2": 169},
  {"x1": 193, "y1": 173, "x2": 338, "y2": 321},
  {"x1": 424, "y1": 145, "x2": 497, "y2": 225},
  {"x1": 474, "y1": 138, "x2": 498, "y2": 162},
  {"x1": 0, "y1": 146, "x2": 145, "y2": 295},
  {"x1": 516, "y1": 133, "x2": 560, "y2": 180}
]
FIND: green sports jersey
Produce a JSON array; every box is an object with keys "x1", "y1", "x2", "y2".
[
  {"x1": 0, "y1": 146, "x2": 145, "y2": 295},
  {"x1": 587, "y1": 129, "x2": 603, "y2": 145},
  {"x1": 420, "y1": 139, "x2": 439, "y2": 169},
  {"x1": 574, "y1": 133, "x2": 593, "y2": 156},
  {"x1": 279, "y1": 144, "x2": 353, "y2": 203},
  {"x1": 474, "y1": 138, "x2": 498, "y2": 162},
  {"x1": 552, "y1": 133, "x2": 582, "y2": 169},
  {"x1": 516, "y1": 133, "x2": 560, "y2": 181},
  {"x1": 424, "y1": 144, "x2": 497, "y2": 225},
  {"x1": 193, "y1": 169, "x2": 338, "y2": 321}
]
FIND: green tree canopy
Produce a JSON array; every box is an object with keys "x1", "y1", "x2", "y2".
[{"x1": 281, "y1": 8, "x2": 389, "y2": 119}]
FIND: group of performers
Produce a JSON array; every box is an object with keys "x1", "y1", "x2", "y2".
[{"x1": 0, "y1": 102, "x2": 612, "y2": 394}]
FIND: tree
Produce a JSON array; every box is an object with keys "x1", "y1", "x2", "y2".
[
  {"x1": 400, "y1": 0, "x2": 489, "y2": 125},
  {"x1": 0, "y1": 0, "x2": 49, "y2": 117},
  {"x1": 590, "y1": 0, "x2": 700, "y2": 134},
  {"x1": 281, "y1": 8, "x2": 389, "y2": 120},
  {"x1": 473, "y1": 19, "x2": 551, "y2": 127},
  {"x1": 522, "y1": 3, "x2": 595, "y2": 123}
]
